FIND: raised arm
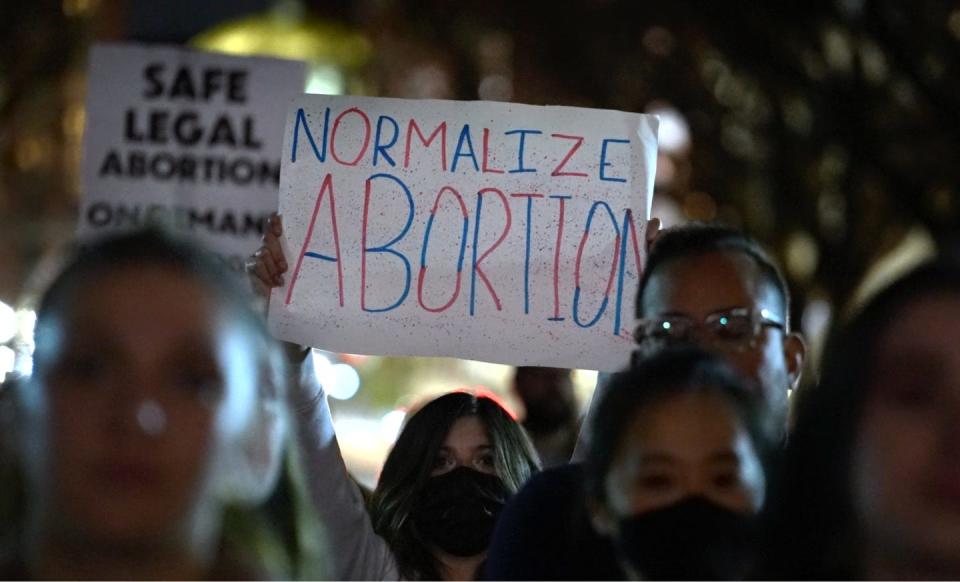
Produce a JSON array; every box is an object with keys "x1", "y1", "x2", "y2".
[{"x1": 249, "y1": 216, "x2": 399, "y2": 580}]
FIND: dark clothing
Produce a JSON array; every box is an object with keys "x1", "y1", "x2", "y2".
[
  {"x1": 482, "y1": 463, "x2": 624, "y2": 580},
  {"x1": 0, "y1": 544, "x2": 269, "y2": 580}
]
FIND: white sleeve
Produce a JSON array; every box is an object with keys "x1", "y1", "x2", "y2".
[{"x1": 287, "y1": 353, "x2": 401, "y2": 581}]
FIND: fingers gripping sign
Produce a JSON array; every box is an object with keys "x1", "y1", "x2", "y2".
[
  {"x1": 645, "y1": 217, "x2": 661, "y2": 254},
  {"x1": 248, "y1": 213, "x2": 293, "y2": 308}
]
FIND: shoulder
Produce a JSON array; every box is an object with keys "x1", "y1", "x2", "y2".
[
  {"x1": 496, "y1": 463, "x2": 584, "y2": 528},
  {"x1": 0, "y1": 539, "x2": 28, "y2": 580},
  {"x1": 482, "y1": 464, "x2": 588, "y2": 580},
  {"x1": 518, "y1": 462, "x2": 584, "y2": 499}
]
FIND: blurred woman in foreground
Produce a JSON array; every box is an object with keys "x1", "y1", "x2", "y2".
[
  {"x1": 763, "y1": 259, "x2": 960, "y2": 579},
  {"x1": 5, "y1": 229, "x2": 287, "y2": 579}
]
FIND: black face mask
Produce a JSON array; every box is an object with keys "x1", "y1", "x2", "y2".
[
  {"x1": 413, "y1": 466, "x2": 511, "y2": 557},
  {"x1": 616, "y1": 496, "x2": 759, "y2": 581}
]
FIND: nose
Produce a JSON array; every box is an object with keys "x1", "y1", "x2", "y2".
[
  {"x1": 135, "y1": 399, "x2": 167, "y2": 436},
  {"x1": 687, "y1": 325, "x2": 717, "y2": 348},
  {"x1": 105, "y1": 380, "x2": 167, "y2": 438}
]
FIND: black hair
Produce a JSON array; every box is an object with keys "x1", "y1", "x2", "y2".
[
  {"x1": 584, "y1": 346, "x2": 776, "y2": 505},
  {"x1": 369, "y1": 391, "x2": 540, "y2": 580},
  {"x1": 760, "y1": 258, "x2": 960, "y2": 579},
  {"x1": 636, "y1": 223, "x2": 790, "y2": 327},
  {"x1": 512, "y1": 366, "x2": 572, "y2": 380}
]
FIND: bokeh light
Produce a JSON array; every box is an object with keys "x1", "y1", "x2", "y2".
[
  {"x1": 0, "y1": 301, "x2": 16, "y2": 344},
  {"x1": 646, "y1": 102, "x2": 691, "y2": 153}
]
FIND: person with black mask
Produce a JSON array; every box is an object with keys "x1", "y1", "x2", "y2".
[
  {"x1": 511, "y1": 366, "x2": 581, "y2": 468},
  {"x1": 369, "y1": 391, "x2": 539, "y2": 580},
  {"x1": 584, "y1": 347, "x2": 776, "y2": 580},
  {"x1": 249, "y1": 216, "x2": 541, "y2": 580},
  {"x1": 286, "y1": 363, "x2": 539, "y2": 581},
  {"x1": 483, "y1": 223, "x2": 804, "y2": 580}
]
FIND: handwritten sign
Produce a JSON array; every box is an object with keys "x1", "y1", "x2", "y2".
[
  {"x1": 78, "y1": 42, "x2": 306, "y2": 269},
  {"x1": 269, "y1": 95, "x2": 658, "y2": 371}
]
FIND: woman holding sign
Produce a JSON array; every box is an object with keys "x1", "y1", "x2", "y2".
[{"x1": 252, "y1": 215, "x2": 541, "y2": 580}]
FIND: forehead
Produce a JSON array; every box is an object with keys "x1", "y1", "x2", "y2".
[
  {"x1": 59, "y1": 265, "x2": 223, "y2": 340},
  {"x1": 443, "y1": 415, "x2": 491, "y2": 448},
  {"x1": 875, "y1": 293, "x2": 960, "y2": 363},
  {"x1": 641, "y1": 251, "x2": 776, "y2": 319},
  {"x1": 621, "y1": 391, "x2": 745, "y2": 456}
]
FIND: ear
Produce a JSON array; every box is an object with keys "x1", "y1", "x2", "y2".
[{"x1": 783, "y1": 332, "x2": 807, "y2": 390}]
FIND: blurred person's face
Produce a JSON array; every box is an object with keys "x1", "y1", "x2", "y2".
[
  {"x1": 592, "y1": 390, "x2": 765, "y2": 580},
  {"x1": 639, "y1": 251, "x2": 804, "y2": 424},
  {"x1": 25, "y1": 265, "x2": 261, "y2": 546},
  {"x1": 853, "y1": 293, "x2": 960, "y2": 574},
  {"x1": 599, "y1": 390, "x2": 765, "y2": 519},
  {"x1": 513, "y1": 367, "x2": 576, "y2": 433}
]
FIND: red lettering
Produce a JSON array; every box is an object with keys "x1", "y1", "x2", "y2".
[
  {"x1": 473, "y1": 188, "x2": 512, "y2": 311},
  {"x1": 404, "y1": 120, "x2": 448, "y2": 171},
  {"x1": 330, "y1": 107, "x2": 371, "y2": 166},
  {"x1": 550, "y1": 197, "x2": 570, "y2": 319},
  {"x1": 623, "y1": 209, "x2": 644, "y2": 274},
  {"x1": 285, "y1": 173, "x2": 343, "y2": 306},
  {"x1": 550, "y1": 134, "x2": 588, "y2": 177},
  {"x1": 418, "y1": 186, "x2": 469, "y2": 313},
  {"x1": 360, "y1": 179, "x2": 372, "y2": 311},
  {"x1": 574, "y1": 206, "x2": 621, "y2": 299}
]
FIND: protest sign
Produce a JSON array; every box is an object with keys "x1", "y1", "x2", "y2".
[
  {"x1": 269, "y1": 95, "x2": 658, "y2": 371},
  {"x1": 78, "y1": 42, "x2": 306, "y2": 269}
]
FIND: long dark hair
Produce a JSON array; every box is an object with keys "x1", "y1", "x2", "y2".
[
  {"x1": 368, "y1": 391, "x2": 540, "y2": 580},
  {"x1": 760, "y1": 258, "x2": 960, "y2": 579}
]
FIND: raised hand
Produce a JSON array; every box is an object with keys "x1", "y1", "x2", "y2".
[
  {"x1": 247, "y1": 213, "x2": 288, "y2": 298},
  {"x1": 645, "y1": 217, "x2": 661, "y2": 254}
]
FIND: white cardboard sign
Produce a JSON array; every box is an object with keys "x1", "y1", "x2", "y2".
[
  {"x1": 269, "y1": 94, "x2": 658, "y2": 371},
  {"x1": 78, "y1": 42, "x2": 307, "y2": 269}
]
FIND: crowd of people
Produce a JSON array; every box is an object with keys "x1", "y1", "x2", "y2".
[{"x1": 1, "y1": 211, "x2": 959, "y2": 580}]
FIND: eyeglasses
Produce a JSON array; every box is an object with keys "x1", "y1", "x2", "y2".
[{"x1": 633, "y1": 307, "x2": 785, "y2": 354}]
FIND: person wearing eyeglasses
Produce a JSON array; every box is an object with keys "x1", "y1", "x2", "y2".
[
  {"x1": 483, "y1": 222, "x2": 807, "y2": 580},
  {"x1": 627, "y1": 224, "x2": 806, "y2": 431}
]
